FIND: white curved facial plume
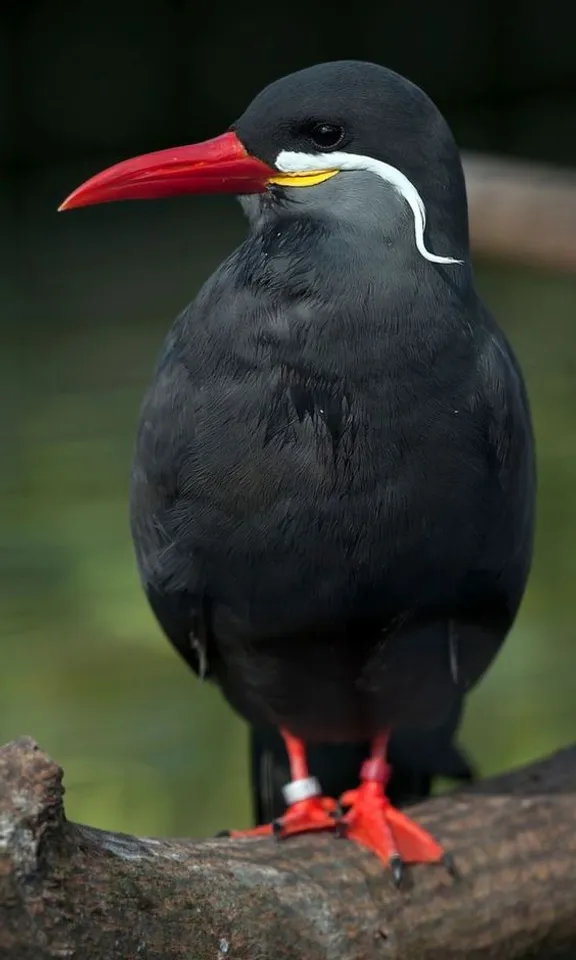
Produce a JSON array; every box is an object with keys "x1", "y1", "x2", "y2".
[{"x1": 275, "y1": 150, "x2": 463, "y2": 266}]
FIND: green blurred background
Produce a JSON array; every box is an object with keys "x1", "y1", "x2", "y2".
[{"x1": 4, "y1": 2, "x2": 576, "y2": 839}]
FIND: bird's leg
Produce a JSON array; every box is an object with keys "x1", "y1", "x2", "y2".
[
  {"x1": 339, "y1": 731, "x2": 451, "y2": 883},
  {"x1": 228, "y1": 729, "x2": 338, "y2": 840}
]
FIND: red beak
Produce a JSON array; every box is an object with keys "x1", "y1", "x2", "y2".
[{"x1": 58, "y1": 131, "x2": 275, "y2": 211}]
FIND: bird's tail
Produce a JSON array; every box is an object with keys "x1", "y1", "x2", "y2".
[{"x1": 250, "y1": 699, "x2": 474, "y2": 823}]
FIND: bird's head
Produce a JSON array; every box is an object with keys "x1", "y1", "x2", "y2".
[{"x1": 59, "y1": 61, "x2": 468, "y2": 265}]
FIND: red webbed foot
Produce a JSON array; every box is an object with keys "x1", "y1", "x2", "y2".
[
  {"x1": 224, "y1": 730, "x2": 338, "y2": 841},
  {"x1": 219, "y1": 728, "x2": 456, "y2": 886},
  {"x1": 229, "y1": 783, "x2": 338, "y2": 841},
  {"x1": 339, "y1": 747, "x2": 456, "y2": 885}
]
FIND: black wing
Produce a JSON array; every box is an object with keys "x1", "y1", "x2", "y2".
[{"x1": 470, "y1": 320, "x2": 536, "y2": 621}]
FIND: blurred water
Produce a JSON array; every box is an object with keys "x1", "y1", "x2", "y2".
[{"x1": 4, "y1": 166, "x2": 576, "y2": 838}]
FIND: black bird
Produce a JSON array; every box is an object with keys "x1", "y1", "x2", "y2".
[{"x1": 60, "y1": 60, "x2": 535, "y2": 878}]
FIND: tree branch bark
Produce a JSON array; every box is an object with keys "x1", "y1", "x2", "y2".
[
  {"x1": 1, "y1": 738, "x2": 576, "y2": 959},
  {"x1": 463, "y1": 152, "x2": 576, "y2": 273}
]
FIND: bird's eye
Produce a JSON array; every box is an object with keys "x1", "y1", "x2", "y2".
[{"x1": 308, "y1": 122, "x2": 345, "y2": 150}]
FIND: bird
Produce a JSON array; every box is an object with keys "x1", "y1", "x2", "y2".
[{"x1": 59, "y1": 59, "x2": 536, "y2": 882}]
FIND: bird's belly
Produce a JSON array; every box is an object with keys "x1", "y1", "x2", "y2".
[
  {"x1": 185, "y1": 394, "x2": 494, "y2": 626},
  {"x1": 212, "y1": 615, "x2": 489, "y2": 741},
  {"x1": 196, "y1": 474, "x2": 485, "y2": 633}
]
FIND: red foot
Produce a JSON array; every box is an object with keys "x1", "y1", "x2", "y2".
[
  {"x1": 340, "y1": 781, "x2": 446, "y2": 871},
  {"x1": 229, "y1": 795, "x2": 338, "y2": 841}
]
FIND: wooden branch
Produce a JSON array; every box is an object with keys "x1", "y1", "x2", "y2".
[
  {"x1": 463, "y1": 151, "x2": 576, "y2": 273},
  {"x1": 1, "y1": 738, "x2": 576, "y2": 959}
]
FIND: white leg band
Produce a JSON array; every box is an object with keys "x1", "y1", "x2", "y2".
[{"x1": 282, "y1": 776, "x2": 322, "y2": 805}]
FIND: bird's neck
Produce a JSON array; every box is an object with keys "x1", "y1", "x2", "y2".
[{"x1": 237, "y1": 203, "x2": 474, "y2": 320}]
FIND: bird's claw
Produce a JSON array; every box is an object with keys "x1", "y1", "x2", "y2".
[
  {"x1": 389, "y1": 854, "x2": 404, "y2": 887},
  {"x1": 442, "y1": 851, "x2": 459, "y2": 880}
]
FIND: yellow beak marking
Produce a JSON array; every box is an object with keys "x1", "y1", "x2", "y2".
[{"x1": 267, "y1": 170, "x2": 339, "y2": 188}]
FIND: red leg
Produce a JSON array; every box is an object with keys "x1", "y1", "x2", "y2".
[
  {"x1": 339, "y1": 732, "x2": 452, "y2": 883},
  {"x1": 228, "y1": 729, "x2": 338, "y2": 840}
]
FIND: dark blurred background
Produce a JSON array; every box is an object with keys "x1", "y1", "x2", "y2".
[{"x1": 4, "y1": 2, "x2": 576, "y2": 838}]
